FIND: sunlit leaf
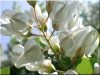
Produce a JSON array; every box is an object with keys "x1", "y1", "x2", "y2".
[
  {"x1": 0, "y1": 67, "x2": 10, "y2": 74},
  {"x1": 75, "y1": 57, "x2": 93, "y2": 74}
]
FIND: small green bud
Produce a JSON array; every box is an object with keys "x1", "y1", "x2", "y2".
[
  {"x1": 53, "y1": 43, "x2": 61, "y2": 54},
  {"x1": 39, "y1": 24, "x2": 47, "y2": 32}
]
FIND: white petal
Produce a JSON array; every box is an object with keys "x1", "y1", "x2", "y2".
[
  {"x1": 0, "y1": 26, "x2": 12, "y2": 35},
  {"x1": 12, "y1": 45, "x2": 24, "y2": 55},
  {"x1": 64, "y1": 70, "x2": 78, "y2": 74},
  {"x1": 35, "y1": 4, "x2": 43, "y2": 21},
  {"x1": 60, "y1": 28, "x2": 87, "y2": 57},
  {"x1": 13, "y1": 12, "x2": 30, "y2": 23},
  {"x1": 26, "y1": 59, "x2": 55, "y2": 73},
  {"x1": 24, "y1": 10, "x2": 34, "y2": 24},
  {"x1": 94, "y1": 63, "x2": 100, "y2": 74},
  {"x1": 51, "y1": 1, "x2": 83, "y2": 31},
  {"x1": 26, "y1": 63, "x2": 39, "y2": 71},
  {"x1": 83, "y1": 26, "x2": 98, "y2": 47},
  {"x1": 24, "y1": 38, "x2": 37, "y2": 51},
  {"x1": 0, "y1": 18, "x2": 10, "y2": 24},
  {"x1": 10, "y1": 45, "x2": 24, "y2": 66},
  {"x1": 38, "y1": 59, "x2": 55, "y2": 74},
  {"x1": 1, "y1": 9, "x2": 15, "y2": 18},
  {"x1": 84, "y1": 36, "x2": 99, "y2": 56},
  {"x1": 60, "y1": 33, "x2": 73, "y2": 57},
  {"x1": 48, "y1": 49, "x2": 54, "y2": 55},
  {"x1": 2, "y1": 24, "x2": 17, "y2": 34},
  {"x1": 10, "y1": 19, "x2": 27, "y2": 31},
  {"x1": 15, "y1": 45, "x2": 44, "y2": 68},
  {"x1": 50, "y1": 36, "x2": 59, "y2": 46},
  {"x1": 10, "y1": 54, "x2": 19, "y2": 65}
]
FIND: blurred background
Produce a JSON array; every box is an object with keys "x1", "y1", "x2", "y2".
[{"x1": 0, "y1": 0, "x2": 100, "y2": 74}]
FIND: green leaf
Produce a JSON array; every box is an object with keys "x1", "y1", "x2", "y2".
[
  {"x1": 75, "y1": 57, "x2": 93, "y2": 74},
  {"x1": 0, "y1": 67, "x2": 10, "y2": 74},
  {"x1": 34, "y1": 37, "x2": 48, "y2": 48}
]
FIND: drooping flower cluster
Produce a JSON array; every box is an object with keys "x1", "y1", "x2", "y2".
[{"x1": 0, "y1": 0, "x2": 99, "y2": 74}]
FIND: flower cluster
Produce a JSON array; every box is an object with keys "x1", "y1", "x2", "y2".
[{"x1": 0, "y1": 1, "x2": 99, "y2": 74}]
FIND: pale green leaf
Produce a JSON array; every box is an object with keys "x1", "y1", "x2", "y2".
[{"x1": 75, "y1": 57, "x2": 93, "y2": 74}]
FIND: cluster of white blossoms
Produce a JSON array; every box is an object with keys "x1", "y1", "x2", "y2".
[{"x1": 0, "y1": 0, "x2": 99, "y2": 74}]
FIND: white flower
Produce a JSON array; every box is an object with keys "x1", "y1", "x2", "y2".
[
  {"x1": 0, "y1": 9, "x2": 33, "y2": 40},
  {"x1": 94, "y1": 63, "x2": 100, "y2": 74},
  {"x1": 10, "y1": 37, "x2": 44, "y2": 68},
  {"x1": 64, "y1": 70, "x2": 78, "y2": 75},
  {"x1": 26, "y1": 59, "x2": 56, "y2": 74},
  {"x1": 33, "y1": 4, "x2": 48, "y2": 26},
  {"x1": 59, "y1": 26, "x2": 99, "y2": 58},
  {"x1": 50, "y1": 1, "x2": 83, "y2": 31}
]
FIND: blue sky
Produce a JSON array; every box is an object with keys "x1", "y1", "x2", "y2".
[{"x1": 0, "y1": 0, "x2": 99, "y2": 51}]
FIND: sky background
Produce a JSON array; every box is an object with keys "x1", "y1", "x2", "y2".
[{"x1": 0, "y1": 0, "x2": 99, "y2": 51}]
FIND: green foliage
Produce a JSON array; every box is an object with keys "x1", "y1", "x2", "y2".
[
  {"x1": 61, "y1": 55, "x2": 72, "y2": 69},
  {"x1": 75, "y1": 57, "x2": 93, "y2": 74},
  {"x1": 0, "y1": 67, "x2": 10, "y2": 74}
]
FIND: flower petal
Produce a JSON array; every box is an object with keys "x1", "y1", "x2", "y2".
[
  {"x1": 94, "y1": 63, "x2": 100, "y2": 74},
  {"x1": 26, "y1": 63, "x2": 39, "y2": 71},
  {"x1": 10, "y1": 18, "x2": 27, "y2": 31},
  {"x1": 12, "y1": 45, "x2": 24, "y2": 55},
  {"x1": 24, "y1": 38, "x2": 37, "y2": 51},
  {"x1": 51, "y1": 1, "x2": 83, "y2": 31},
  {"x1": 13, "y1": 12, "x2": 30, "y2": 23},
  {"x1": 84, "y1": 36, "x2": 99, "y2": 56},
  {"x1": 64, "y1": 70, "x2": 78, "y2": 74},
  {"x1": 60, "y1": 28, "x2": 87, "y2": 57},
  {"x1": 11, "y1": 45, "x2": 24, "y2": 66},
  {"x1": 38, "y1": 59, "x2": 55, "y2": 74},
  {"x1": 0, "y1": 26, "x2": 12, "y2": 35},
  {"x1": 1, "y1": 24, "x2": 17, "y2": 34},
  {"x1": 14, "y1": 45, "x2": 44, "y2": 68},
  {"x1": 82, "y1": 26, "x2": 99, "y2": 47},
  {"x1": 1, "y1": 9, "x2": 15, "y2": 18}
]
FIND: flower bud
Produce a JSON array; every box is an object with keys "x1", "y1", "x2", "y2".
[
  {"x1": 64, "y1": 70, "x2": 78, "y2": 75},
  {"x1": 52, "y1": 23, "x2": 60, "y2": 31},
  {"x1": 46, "y1": 1, "x2": 52, "y2": 15},
  {"x1": 27, "y1": 0, "x2": 36, "y2": 8},
  {"x1": 38, "y1": 59, "x2": 55, "y2": 74}
]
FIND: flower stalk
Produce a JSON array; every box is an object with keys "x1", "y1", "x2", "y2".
[{"x1": 33, "y1": 6, "x2": 67, "y2": 71}]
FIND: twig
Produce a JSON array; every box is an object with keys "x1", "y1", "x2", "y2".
[{"x1": 49, "y1": 30, "x2": 55, "y2": 40}]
